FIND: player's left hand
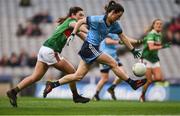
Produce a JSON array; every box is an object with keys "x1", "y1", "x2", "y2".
[
  {"x1": 137, "y1": 39, "x2": 144, "y2": 44},
  {"x1": 66, "y1": 33, "x2": 75, "y2": 46},
  {"x1": 118, "y1": 40, "x2": 124, "y2": 45},
  {"x1": 131, "y1": 48, "x2": 142, "y2": 58}
]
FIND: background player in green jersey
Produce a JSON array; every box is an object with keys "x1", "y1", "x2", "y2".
[
  {"x1": 7, "y1": 6, "x2": 90, "y2": 107},
  {"x1": 140, "y1": 19, "x2": 170, "y2": 102}
]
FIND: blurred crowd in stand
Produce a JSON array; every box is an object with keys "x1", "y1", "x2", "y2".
[
  {"x1": 16, "y1": 11, "x2": 53, "y2": 37},
  {"x1": 164, "y1": 14, "x2": 180, "y2": 45},
  {"x1": 0, "y1": 50, "x2": 37, "y2": 68}
]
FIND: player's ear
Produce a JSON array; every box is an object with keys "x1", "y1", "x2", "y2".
[{"x1": 71, "y1": 13, "x2": 76, "y2": 17}]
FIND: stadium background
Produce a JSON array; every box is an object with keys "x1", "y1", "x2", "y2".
[{"x1": 0, "y1": 0, "x2": 180, "y2": 102}]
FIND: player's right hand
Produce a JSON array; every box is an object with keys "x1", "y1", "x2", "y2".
[
  {"x1": 137, "y1": 39, "x2": 144, "y2": 44},
  {"x1": 118, "y1": 40, "x2": 124, "y2": 45},
  {"x1": 131, "y1": 48, "x2": 142, "y2": 58}
]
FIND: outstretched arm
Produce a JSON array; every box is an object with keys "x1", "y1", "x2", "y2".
[
  {"x1": 69, "y1": 21, "x2": 88, "y2": 34},
  {"x1": 148, "y1": 42, "x2": 163, "y2": 50},
  {"x1": 71, "y1": 18, "x2": 87, "y2": 35},
  {"x1": 105, "y1": 35, "x2": 142, "y2": 45},
  {"x1": 77, "y1": 31, "x2": 87, "y2": 41},
  {"x1": 105, "y1": 37, "x2": 119, "y2": 45},
  {"x1": 119, "y1": 33, "x2": 134, "y2": 50},
  {"x1": 119, "y1": 33, "x2": 141, "y2": 58}
]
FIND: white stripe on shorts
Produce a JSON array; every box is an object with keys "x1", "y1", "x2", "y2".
[{"x1": 89, "y1": 44, "x2": 100, "y2": 56}]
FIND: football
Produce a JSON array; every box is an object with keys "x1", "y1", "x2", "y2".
[{"x1": 132, "y1": 62, "x2": 146, "y2": 77}]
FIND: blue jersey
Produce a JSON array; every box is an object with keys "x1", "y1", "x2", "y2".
[
  {"x1": 86, "y1": 15, "x2": 122, "y2": 46},
  {"x1": 100, "y1": 33, "x2": 119, "y2": 58}
]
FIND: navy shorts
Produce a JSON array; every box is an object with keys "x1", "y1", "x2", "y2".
[
  {"x1": 78, "y1": 41, "x2": 102, "y2": 64},
  {"x1": 100, "y1": 57, "x2": 123, "y2": 73}
]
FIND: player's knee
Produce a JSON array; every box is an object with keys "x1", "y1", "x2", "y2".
[
  {"x1": 103, "y1": 77, "x2": 109, "y2": 83},
  {"x1": 108, "y1": 61, "x2": 118, "y2": 69},
  {"x1": 75, "y1": 76, "x2": 83, "y2": 81},
  {"x1": 72, "y1": 68, "x2": 76, "y2": 73},
  {"x1": 155, "y1": 77, "x2": 163, "y2": 81},
  {"x1": 69, "y1": 68, "x2": 76, "y2": 74},
  {"x1": 73, "y1": 74, "x2": 84, "y2": 81},
  {"x1": 147, "y1": 79, "x2": 152, "y2": 84}
]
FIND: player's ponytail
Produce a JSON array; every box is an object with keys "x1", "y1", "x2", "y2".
[
  {"x1": 57, "y1": 6, "x2": 83, "y2": 24},
  {"x1": 105, "y1": 0, "x2": 124, "y2": 14}
]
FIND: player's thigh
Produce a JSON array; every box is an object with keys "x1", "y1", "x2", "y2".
[
  {"x1": 142, "y1": 59, "x2": 153, "y2": 82},
  {"x1": 53, "y1": 58, "x2": 75, "y2": 74},
  {"x1": 32, "y1": 61, "x2": 49, "y2": 79},
  {"x1": 152, "y1": 67, "x2": 163, "y2": 81},
  {"x1": 75, "y1": 60, "x2": 91, "y2": 78},
  {"x1": 96, "y1": 53, "x2": 117, "y2": 68}
]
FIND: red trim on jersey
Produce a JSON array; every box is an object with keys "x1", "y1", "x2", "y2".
[
  {"x1": 64, "y1": 29, "x2": 73, "y2": 38},
  {"x1": 69, "y1": 16, "x2": 77, "y2": 20},
  {"x1": 64, "y1": 17, "x2": 76, "y2": 38}
]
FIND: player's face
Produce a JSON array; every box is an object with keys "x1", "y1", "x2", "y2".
[
  {"x1": 75, "y1": 11, "x2": 85, "y2": 20},
  {"x1": 153, "y1": 20, "x2": 163, "y2": 32},
  {"x1": 109, "y1": 11, "x2": 123, "y2": 23}
]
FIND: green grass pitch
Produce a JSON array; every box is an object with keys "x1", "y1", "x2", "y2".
[{"x1": 0, "y1": 97, "x2": 180, "y2": 115}]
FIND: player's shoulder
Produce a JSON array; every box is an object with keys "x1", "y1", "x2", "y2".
[
  {"x1": 148, "y1": 30, "x2": 161, "y2": 36},
  {"x1": 90, "y1": 15, "x2": 104, "y2": 19},
  {"x1": 88, "y1": 15, "x2": 105, "y2": 22},
  {"x1": 67, "y1": 17, "x2": 77, "y2": 22}
]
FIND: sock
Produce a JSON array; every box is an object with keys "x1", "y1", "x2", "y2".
[
  {"x1": 52, "y1": 81, "x2": 60, "y2": 88},
  {"x1": 72, "y1": 90, "x2": 79, "y2": 97},
  {"x1": 12, "y1": 87, "x2": 20, "y2": 95},
  {"x1": 109, "y1": 84, "x2": 116, "y2": 90},
  {"x1": 125, "y1": 78, "x2": 134, "y2": 85},
  {"x1": 95, "y1": 91, "x2": 99, "y2": 96},
  {"x1": 142, "y1": 91, "x2": 145, "y2": 96}
]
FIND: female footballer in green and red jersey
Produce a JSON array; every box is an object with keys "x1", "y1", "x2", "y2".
[
  {"x1": 7, "y1": 6, "x2": 90, "y2": 107},
  {"x1": 140, "y1": 19, "x2": 170, "y2": 102}
]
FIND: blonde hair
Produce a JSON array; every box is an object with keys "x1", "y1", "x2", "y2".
[{"x1": 145, "y1": 19, "x2": 162, "y2": 34}]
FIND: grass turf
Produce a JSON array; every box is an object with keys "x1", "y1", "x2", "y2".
[{"x1": 0, "y1": 97, "x2": 180, "y2": 115}]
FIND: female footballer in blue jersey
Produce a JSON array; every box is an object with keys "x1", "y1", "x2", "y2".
[{"x1": 43, "y1": 1, "x2": 147, "y2": 97}]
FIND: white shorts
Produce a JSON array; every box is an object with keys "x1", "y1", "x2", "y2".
[
  {"x1": 142, "y1": 59, "x2": 160, "y2": 68},
  {"x1": 37, "y1": 46, "x2": 63, "y2": 65}
]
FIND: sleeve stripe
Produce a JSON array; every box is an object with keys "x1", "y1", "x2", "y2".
[{"x1": 147, "y1": 41, "x2": 154, "y2": 43}]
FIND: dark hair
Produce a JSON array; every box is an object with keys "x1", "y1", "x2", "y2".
[
  {"x1": 105, "y1": 1, "x2": 124, "y2": 14},
  {"x1": 57, "y1": 6, "x2": 83, "y2": 24}
]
